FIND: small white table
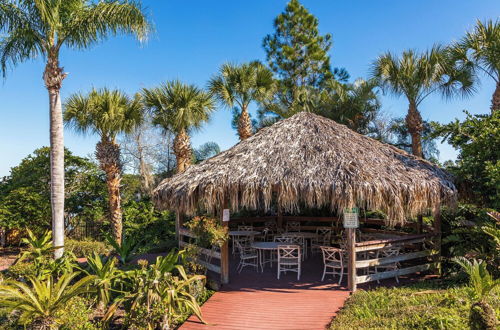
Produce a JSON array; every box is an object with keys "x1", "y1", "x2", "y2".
[
  {"x1": 229, "y1": 230, "x2": 261, "y2": 237},
  {"x1": 251, "y1": 241, "x2": 282, "y2": 272}
]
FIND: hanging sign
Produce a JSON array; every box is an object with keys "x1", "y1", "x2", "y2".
[
  {"x1": 343, "y1": 207, "x2": 359, "y2": 228},
  {"x1": 222, "y1": 209, "x2": 230, "y2": 222}
]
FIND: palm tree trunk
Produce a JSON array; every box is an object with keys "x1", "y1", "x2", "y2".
[
  {"x1": 491, "y1": 81, "x2": 500, "y2": 113},
  {"x1": 96, "y1": 138, "x2": 123, "y2": 245},
  {"x1": 405, "y1": 101, "x2": 424, "y2": 158},
  {"x1": 43, "y1": 50, "x2": 67, "y2": 259},
  {"x1": 173, "y1": 128, "x2": 192, "y2": 173},
  {"x1": 237, "y1": 106, "x2": 253, "y2": 140}
]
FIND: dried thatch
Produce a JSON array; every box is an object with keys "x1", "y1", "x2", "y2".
[{"x1": 154, "y1": 112, "x2": 456, "y2": 225}]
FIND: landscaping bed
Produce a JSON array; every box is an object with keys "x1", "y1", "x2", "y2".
[{"x1": 330, "y1": 279, "x2": 499, "y2": 329}]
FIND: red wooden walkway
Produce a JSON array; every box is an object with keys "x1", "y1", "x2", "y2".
[{"x1": 181, "y1": 255, "x2": 350, "y2": 330}]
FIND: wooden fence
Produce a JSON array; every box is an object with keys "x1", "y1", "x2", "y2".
[
  {"x1": 353, "y1": 234, "x2": 438, "y2": 286},
  {"x1": 178, "y1": 228, "x2": 222, "y2": 275}
]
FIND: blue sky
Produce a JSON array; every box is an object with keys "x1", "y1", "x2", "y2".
[{"x1": 0, "y1": 0, "x2": 498, "y2": 176}]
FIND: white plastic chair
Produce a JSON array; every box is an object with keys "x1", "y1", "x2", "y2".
[
  {"x1": 277, "y1": 245, "x2": 301, "y2": 280},
  {"x1": 320, "y1": 246, "x2": 344, "y2": 284},
  {"x1": 235, "y1": 240, "x2": 258, "y2": 273},
  {"x1": 285, "y1": 221, "x2": 301, "y2": 232},
  {"x1": 311, "y1": 228, "x2": 332, "y2": 254}
]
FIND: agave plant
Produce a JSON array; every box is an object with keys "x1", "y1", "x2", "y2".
[
  {"x1": 17, "y1": 229, "x2": 56, "y2": 264},
  {"x1": 104, "y1": 232, "x2": 138, "y2": 264},
  {"x1": 83, "y1": 252, "x2": 119, "y2": 308},
  {"x1": 453, "y1": 257, "x2": 500, "y2": 329},
  {"x1": 0, "y1": 272, "x2": 95, "y2": 329}
]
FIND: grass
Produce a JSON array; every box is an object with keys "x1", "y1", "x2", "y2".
[{"x1": 330, "y1": 279, "x2": 499, "y2": 330}]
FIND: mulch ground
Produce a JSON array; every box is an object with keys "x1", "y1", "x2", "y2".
[{"x1": 0, "y1": 247, "x2": 19, "y2": 271}]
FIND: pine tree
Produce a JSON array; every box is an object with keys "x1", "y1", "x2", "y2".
[{"x1": 262, "y1": 0, "x2": 348, "y2": 114}]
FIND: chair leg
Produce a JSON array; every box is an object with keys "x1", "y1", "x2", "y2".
[
  {"x1": 338, "y1": 267, "x2": 343, "y2": 285},
  {"x1": 277, "y1": 264, "x2": 280, "y2": 280},
  {"x1": 321, "y1": 265, "x2": 326, "y2": 281}
]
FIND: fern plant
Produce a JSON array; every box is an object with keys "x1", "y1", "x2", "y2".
[
  {"x1": 0, "y1": 272, "x2": 95, "y2": 329},
  {"x1": 453, "y1": 257, "x2": 500, "y2": 329}
]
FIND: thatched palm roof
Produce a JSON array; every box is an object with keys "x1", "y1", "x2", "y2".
[{"x1": 154, "y1": 112, "x2": 456, "y2": 225}]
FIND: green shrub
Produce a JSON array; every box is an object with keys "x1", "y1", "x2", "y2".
[
  {"x1": 56, "y1": 296, "x2": 98, "y2": 330},
  {"x1": 330, "y1": 280, "x2": 499, "y2": 330},
  {"x1": 65, "y1": 239, "x2": 111, "y2": 258},
  {"x1": 6, "y1": 260, "x2": 38, "y2": 281}
]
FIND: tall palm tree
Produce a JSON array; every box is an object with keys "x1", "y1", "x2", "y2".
[
  {"x1": 142, "y1": 81, "x2": 215, "y2": 173},
  {"x1": 450, "y1": 19, "x2": 500, "y2": 113},
  {"x1": 0, "y1": 0, "x2": 150, "y2": 257},
  {"x1": 64, "y1": 88, "x2": 143, "y2": 244},
  {"x1": 209, "y1": 61, "x2": 274, "y2": 140},
  {"x1": 371, "y1": 46, "x2": 475, "y2": 158}
]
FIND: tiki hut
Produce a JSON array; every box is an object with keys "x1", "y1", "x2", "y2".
[{"x1": 154, "y1": 112, "x2": 456, "y2": 225}]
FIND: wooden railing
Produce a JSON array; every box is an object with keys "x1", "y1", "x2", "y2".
[
  {"x1": 178, "y1": 228, "x2": 222, "y2": 274},
  {"x1": 353, "y1": 234, "x2": 438, "y2": 285}
]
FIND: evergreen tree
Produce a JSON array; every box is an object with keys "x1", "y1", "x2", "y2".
[{"x1": 262, "y1": 0, "x2": 348, "y2": 112}]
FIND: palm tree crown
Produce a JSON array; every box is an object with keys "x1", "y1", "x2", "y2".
[
  {"x1": 209, "y1": 61, "x2": 274, "y2": 140},
  {"x1": 371, "y1": 46, "x2": 475, "y2": 157},
  {"x1": 142, "y1": 80, "x2": 215, "y2": 173},
  {"x1": 449, "y1": 19, "x2": 500, "y2": 112},
  {"x1": 64, "y1": 88, "x2": 143, "y2": 141},
  {"x1": 0, "y1": 0, "x2": 150, "y2": 75}
]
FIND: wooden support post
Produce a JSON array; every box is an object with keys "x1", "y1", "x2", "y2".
[
  {"x1": 432, "y1": 209, "x2": 442, "y2": 276},
  {"x1": 175, "y1": 212, "x2": 183, "y2": 247},
  {"x1": 347, "y1": 227, "x2": 357, "y2": 292},
  {"x1": 416, "y1": 215, "x2": 423, "y2": 234},
  {"x1": 277, "y1": 202, "x2": 283, "y2": 229},
  {"x1": 220, "y1": 198, "x2": 230, "y2": 284}
]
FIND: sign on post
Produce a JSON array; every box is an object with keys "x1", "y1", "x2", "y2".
[
  {"x1": 343, "y1": 207, "x2": 359, "y2": 228},
  {"x1": 222, "y1": 209, "x2": 230, "y2": 222}
]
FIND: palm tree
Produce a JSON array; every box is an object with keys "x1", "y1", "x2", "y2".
[
  {"x1": 371, "y1": 46, "x2": 475, "y2": 158},
  {"x1": 142, "y1": 81, "x2": 215, "y2": 173},
  {"x1": 0, "y1": 0, "x2": 150, "y2": 258},
  {"x1": 209, "y1": 61, "x2": 274, "y2": 140},
  {"x1": 450, "y1": 19, "x2": 500, "y2": 113},
  {"x1": 64, "y1": 88, "x2": 143, "y2": 244}
]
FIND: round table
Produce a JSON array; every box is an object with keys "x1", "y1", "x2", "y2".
[
  {"x1": 251, "y1": 242, "x2": 282, "y2": 272},
  {"x1": 229, "y1": 230, "x2": 261, "y2": 237}
]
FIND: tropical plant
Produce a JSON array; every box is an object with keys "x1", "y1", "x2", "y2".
[
  {"x1": 84, "y1": 252, "x2": 119, "y2": 308},
  {"x1": 104, "y1": 232, "x2": 137, "y2": 265},
  {"x1": 17, "y1": 229, "x2": 55, "y2": 264},
  {"x1": 449, "y1": 19, "x2": 500, "y2": 113},
  {"x1": 371, "y1": 46, "x2": 475, "y2": 158},
  {"x1": 0, "y1": 0, "x2": 150, "y2": 258},
  {"x1": 0, "y1": 272, "x2": 95, "y2": 329},
  {"x1": 119, "y1": 257, "x2": 205, "y2": 329},
  {"x1": 209, "y1": 61, "x2": 275, "y2": 140},
  {"x1": 453, "y1": 257, "x2": 500, "y2": 329},
  {"x1": 142, "y1": 80, "x2": 215, "y2": 173},
  {"x1": 64, "y1": 88, "x2": 143, "y2": 244}
]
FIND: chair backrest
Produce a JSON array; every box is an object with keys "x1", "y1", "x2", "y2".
[
  {"x1": 264, "y1": 220, "x2": 277, "y2": 231},
  {"x1": 235, "y1": 238, "x2": 254, "y2": 254},
  {"x1": 378, "y1": 247, "x2": 400, "y2": 258},
  {"x1": 286, "y1": 221, "x2": 301, "y2": 232},
  {"x1": 277, "y1": 245, "x2": 301, "y2": 262},
  {"x1": 238, "y1": 225, "x2": 253, "y2": 231},
  {"x1": 316, "y1": 228, "x2": 332, "y2": 244},
  {"x1": 286, "y1": 234, "x2": 304, "y2": 245},
  {"x1": 321, "y1": 246, "x2": 343, "y2": 264},
  {"x1": 274, "y1": 235, "x2": 293, "y2": 243}
]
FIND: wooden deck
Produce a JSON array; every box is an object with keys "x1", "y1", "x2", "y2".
[{"x1": 181, "y1": 255, "x2": 350, "y2": 330}]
